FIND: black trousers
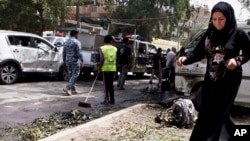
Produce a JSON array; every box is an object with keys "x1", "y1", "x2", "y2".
[
  {"x1": 165, "y1": 67, "x2": 175, "y2": 82},
  {"x1": 164, "y1": 67, "x2": 175, "y2": 91},
  {"x1": 102, "y1": 72, "x2": 115, "y2": 104},
  {"x1": 190, "y1": 70, "x2": 242, "y2": 141}
]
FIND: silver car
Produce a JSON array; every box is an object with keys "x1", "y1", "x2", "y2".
[{"x1": 0, "y1": 30, "x2": 67, "y2": 84}]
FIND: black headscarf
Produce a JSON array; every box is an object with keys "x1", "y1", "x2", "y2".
[{"x1": 207, "y1": 2, "x2": 237, "y2": 48}]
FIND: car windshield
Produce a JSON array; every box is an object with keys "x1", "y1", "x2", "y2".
[{"x1": 44, "y1": 37, "x2": 56, "y2": 43}]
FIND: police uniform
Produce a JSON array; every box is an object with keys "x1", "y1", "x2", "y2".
[{"x1": 63, "y1": 37, "x2": 84, "y2": 95}]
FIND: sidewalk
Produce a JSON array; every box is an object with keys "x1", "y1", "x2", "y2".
[
  {"x1": 38, "y1": 79, "x2": 173, "y2": 141},
  {"x1": 40, "y1": 104, "x2": 147, "y2": 141}
]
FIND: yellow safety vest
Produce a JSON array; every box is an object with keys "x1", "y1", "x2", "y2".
[{"x1": 100, "y1": 45, "x2": 117, "y2": 72}]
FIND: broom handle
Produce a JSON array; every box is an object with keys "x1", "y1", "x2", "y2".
[{"x1": 85, "y1": 74, "x2": 98, "y2": 102}]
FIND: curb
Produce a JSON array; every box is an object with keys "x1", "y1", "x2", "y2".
[{"x1": 39, "y1": 104, "x2": 146, "y2": 141}]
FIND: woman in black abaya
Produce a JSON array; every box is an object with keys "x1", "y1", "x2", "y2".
[{"x1": 177, "y1": 2, "x2": 250, "y2": 141}]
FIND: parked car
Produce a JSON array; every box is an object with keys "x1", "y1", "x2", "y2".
[
  {"x1": 44, "y1": 36, "x2": 67, "y2": 47},
  {"x1": 77, "y1": 33, "x2": 104, "y2": 76},
  {"x1": 0, "y1": 30, "x2": 67, "y2": 84},
  {"x1": 45, "y1": 34, "x2": 100, "y2": 78}
]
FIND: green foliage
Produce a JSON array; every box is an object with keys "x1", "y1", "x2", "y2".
[
  {"x1": 179, "y1": 24, "x2": 205, "y2": 47},
  {"x1": 0, "y1": 0, "x2": 36, "y2": 33},
  {"x1": 0, "y1": 0, "x2": 75, "y2": 35},
  {"x1": 0, "y1": 0, "x2": 193, "y2": 38},
  {"x1": 108, "y1": 0, "x2": 192, "y2": 41}
]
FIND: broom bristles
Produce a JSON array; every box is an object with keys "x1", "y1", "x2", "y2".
[{"x1": 78, "y1": 101, "x2": 92, "y2": 108}]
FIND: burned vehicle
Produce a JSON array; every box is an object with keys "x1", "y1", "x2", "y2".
[{"x1": 128, "y1": 39, "x2": 157, "y2": 76}]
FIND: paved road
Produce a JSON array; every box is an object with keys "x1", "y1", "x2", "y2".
[{"x1": 0, "y1": 75, "x2": 157, "y2": 126}]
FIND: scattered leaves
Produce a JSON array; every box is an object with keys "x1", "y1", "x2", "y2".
[{"x1": 5, "y1": 110, "x2": 96, "y2": 141}]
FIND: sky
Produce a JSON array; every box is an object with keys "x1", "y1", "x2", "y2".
[{"x1": 190, "y1": 0, "x2": 250, "y2": 22}]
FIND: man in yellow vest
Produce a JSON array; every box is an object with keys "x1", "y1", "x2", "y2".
[{"x1": 98, "y1": 35, "x2": 117, "y2": 105}]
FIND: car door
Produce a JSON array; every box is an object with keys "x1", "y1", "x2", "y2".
[
  {"x1": 8, "y1": 35, "x2": 38, "y2": 72},
  {"x1": 32, "y1": 37, "x2": 60, "y2": 72}
]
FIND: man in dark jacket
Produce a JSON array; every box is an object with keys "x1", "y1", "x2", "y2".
[
  {"x1": 149, "y1": 48, "x2": 162, "y2": 86},
  {"x1": 116, "y1": 37, "x2": 132, "y2": 90}
]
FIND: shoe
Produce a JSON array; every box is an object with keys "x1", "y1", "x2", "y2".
[
  {"x1": 63, "y1": 88, "x2": 72, "y2": 96},
  {"x1": 72, "y1": 90, "x2": 78, "y2": 94}
]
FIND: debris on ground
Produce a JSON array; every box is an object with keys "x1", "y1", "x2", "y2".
[
  {"x1": 4, "y1": 110, "x2": 97, "y2": 141},
  {"x1": 155, "y1": 98, "x2": 198, "y2": 128}
]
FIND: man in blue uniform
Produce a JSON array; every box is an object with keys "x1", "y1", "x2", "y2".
[{"x1": 63, "y1": 30, "x2": 84, "y2": 96}]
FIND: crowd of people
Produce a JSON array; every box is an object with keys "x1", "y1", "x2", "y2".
[{"x1": 62, "y1": 30, "x2": 176, "y2": 103}]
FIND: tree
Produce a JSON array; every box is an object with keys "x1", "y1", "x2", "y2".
[
  {"x1": 238, "y1": 0, "x2": 250, "y2": 24},
  {"x1": 239, "y1": 0, "x2": 250, "y2": 10},
  {"x1": 0, "y1": 0, "x2": 37, "y2": 33},
  {"x1": 0, "y1": 0, "x2": 76, "y2": 35},
  {"x1": 103, "y1": 0, "x2": 192, "y2": 41},
  {"x1": 180, "y1": 24, "x2": 205, "y2": 46}
]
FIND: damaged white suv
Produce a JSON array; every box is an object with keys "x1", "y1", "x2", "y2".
[{"x1": 0, "y1": 30, "x2": 67, "y2": 84}]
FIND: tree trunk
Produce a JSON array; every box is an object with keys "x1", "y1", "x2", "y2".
[{"x1": 76, "y1": 3, "x2": 80, "y2": 27}]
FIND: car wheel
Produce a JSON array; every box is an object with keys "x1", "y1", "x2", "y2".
[
  {"x1": 0, "y1": 63, "x2": 19, "y2": 84},
  {"x1": 59, "y1": 66, "x2": 68, "y2": 81}
]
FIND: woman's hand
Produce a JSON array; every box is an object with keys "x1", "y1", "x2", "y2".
[
  {"x1": 226, "y1": 58, "x2": 237, "y2": 70},
  {"x1": 177, "y1": 56, "x2": 187, "y2": 67}
]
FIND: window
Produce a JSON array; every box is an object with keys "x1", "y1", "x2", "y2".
[
  {"x1": 183, "y1": 31, "x2": 205, "y2": 57},
  {"x1": 44, "y1": 37, "x2": 56, "y2": 43},
  {"x1": 91, "y1": 6, "x2": 97, "y2": 12},
  {"x1": 148, "y1": 44, "x2": 157, "y2": 54},
  {"x1": 54, "y1": 38, "x2": 65, "y2": 45},
  {"x1": 138, "y1": 43, "x2": 146, "y2": 54},
  {"x1": 8, "y1": 36, "x2": 31, "y2": 47},
  {"x1": 186, "y1": 31, "x2": 205, "y2": 50},
  {"x1": 34, "y1": 38, "x2": 53, "y2": 51}
]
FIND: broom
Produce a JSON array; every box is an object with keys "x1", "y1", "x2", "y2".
[{"x1": 78, "y1": 74, "x2": 99, "y2": 108}]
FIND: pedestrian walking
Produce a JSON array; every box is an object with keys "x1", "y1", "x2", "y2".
[
  {"x1": 117, "y1": 37, "x2": 132, "y2": 90},
  {"x1": 62, "y1": 30, "x2": 84, "y2": 96},
  {"x1": 177, "y1": 2, "x2": 250, "y2": 140},
  {"x1": 99, "y1": 35, "x2": 117, "y2": 105},
  {"x1": 149, "y1": 48, "x2": 162, "y2": 87}
]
